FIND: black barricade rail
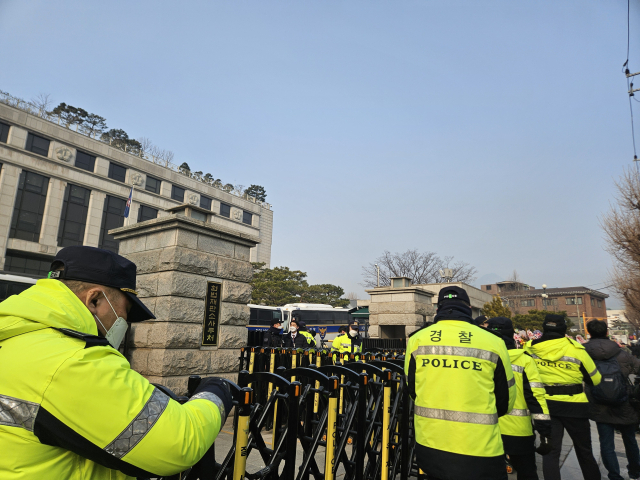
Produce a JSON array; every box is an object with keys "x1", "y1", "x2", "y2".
[{"x1": 157, "y1": 345, "x2": 414, "y2": 480}]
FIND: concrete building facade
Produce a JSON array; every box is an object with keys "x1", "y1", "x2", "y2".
[{"x1": 0, "y1": 102, "x2": 273, "y2": 276}]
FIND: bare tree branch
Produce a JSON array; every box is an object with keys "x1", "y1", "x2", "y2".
[{"x1": 361, "y1": 249, "x2": 477, "y2": 288}]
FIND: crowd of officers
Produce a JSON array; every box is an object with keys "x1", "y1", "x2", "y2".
[
  {"x1": 406, "y1": 285, "x2": 640, "y2": 480},
  {"x1": 262, "y1": 312, "x2": 364, "y2": 355}
]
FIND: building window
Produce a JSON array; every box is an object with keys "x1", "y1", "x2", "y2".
[
  {"x1": 25, "y1": 133, "x2": 50, "y2": 156},
  {"x1": 10, "y1": 170, "x2": 50, "y2": 242},
  {"x1": 566, "y1": 297, "x2": 583, "y2": 305},
  {"x1": 75, "y1": 150, "x2": 96, "y2": 172},
  {"x1": 108, "y1": 162, "x2": 127, "y2": 182},
  {"x1": 200, "y1": 195, "x2": 212, "y2": 210},
  {"x1": 220, "y1": 203, "x2": 231, "y2": 218},
  {"x1": 171, "y1": 185, "x2": 185, "y2": 202},
  {"x1": 99, "y1": 195, "x2": 126, "y2": 252},
  {"x1": 591, "y1": 298, "x2": 595, "y2": 306},
  {"x1": 145, "y1": 175, "x2": 161, "y2": 194},
  {"x1": 543, "y1": 298, "x2": 558, "y2": 307},
  {"x1": 4, "y1": 250, "x2": 53, "y2": 276},
  {"x1": 521, "y1": 299, "x2": 535, "y2": 307},
  {"x1": 0, "y1": 122, "x2": 9, "y2": 143},
  {"x1": 485, "y1": 285, "x2": 492, "y2": 290},
  {"x1": 57, "y1": 184, "x2": 91, "y2": 247},
  {"x1": 597, "y1": 299, "x2": 603, "y2": 308},
  {"x1": 242, "y1": 211, "x2": 252, "y2": 225},
  {"x1": 137, "y1": 205, "x2": 158, "y2": 223}
]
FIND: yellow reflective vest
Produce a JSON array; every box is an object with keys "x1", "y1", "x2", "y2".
[
  {"x1": 525, "y1": 336, "x2": 602, "y2": 417},
  {"x1": 405, "y1": 320, "x2": 516, "y2": 459},
  {"x1": 300, "y1": 330, "x2": 316, "y2": 347},
  {"x1": 0, "y1": 280, "x2": 223, "y2": 480},
  {"x1": 331, "y1": 333, "x2": 362, "y2": 354},
  {"x1": 499, "y1": 349, "x2": 550, "y2": 437}
]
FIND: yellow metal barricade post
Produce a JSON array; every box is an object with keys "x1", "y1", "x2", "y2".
[
  {"x1": 233, "y1": 387, "x2": 253, "y2": 480},
  {"x1": 325, "y1": 377, "x2": 339, "y2": 480},
  {"x1": 248, "y1": 347, "x2": 256, "y2": 389},
  {"x1": 381, "y1": 371, "x2": 392, "y2": 480}
]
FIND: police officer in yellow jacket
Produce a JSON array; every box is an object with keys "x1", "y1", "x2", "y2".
[
  {"x1": 405, "y1": 286, "x2": 516, "y2": 480},
  {"x1": 0, "y1": 246, "x2": 232, "y2": 480},
  {"x1": 486, "y1": 317, "x2": 551, "y2": 480},
  {"x1": 525, "y1": 314, "x2": 602, "y2": 480},
  {"x1": 332, "y1": 320, "x2": 363, "y2": 362}
]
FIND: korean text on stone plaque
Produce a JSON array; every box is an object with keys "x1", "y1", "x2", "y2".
[{"x1": 202, "y1": 281, "x2": 222, "y2": 346}]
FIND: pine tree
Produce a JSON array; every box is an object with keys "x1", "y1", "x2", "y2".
[{"x1": 481, "y1": 295, "x2": 512, "y2": 318}]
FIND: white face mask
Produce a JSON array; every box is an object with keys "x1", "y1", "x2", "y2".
[
  {"x1": 349, "y1": 329, "x2": 358, "y2": 337},
  {"x1": 94, "y1": 290, "x2": 128, "y2": 350},
  {"x1": 290, "y1": 326, "x2": 297, "y2": 333}
]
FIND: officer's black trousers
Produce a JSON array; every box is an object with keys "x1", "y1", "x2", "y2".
[
  {"x1": 542, "y1": 416, "x2": 600, "y2": 480},
  {"x1": 509, "y1": 452, "x2": 538, "y2": 480}
]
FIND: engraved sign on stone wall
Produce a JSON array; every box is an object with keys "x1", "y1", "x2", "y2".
[
  {"x1": 232, "y1": 209, "x2": 242, "y2": 221},
  {"x1": 202, "y1": 281, "x2": 222, "y2": 346}
]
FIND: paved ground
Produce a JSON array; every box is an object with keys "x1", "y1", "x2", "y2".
[{"x1": 212, "y1": 417, "x2": 637, "y2": 479}]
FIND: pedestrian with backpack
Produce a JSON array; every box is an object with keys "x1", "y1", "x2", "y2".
[{"x1": 585, "y1": 319, "x2": 640, "y2": 480}]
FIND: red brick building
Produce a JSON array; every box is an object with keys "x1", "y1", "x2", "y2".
[{"x1": 481, "y1": 281, "x2": 608, "y2": 332}]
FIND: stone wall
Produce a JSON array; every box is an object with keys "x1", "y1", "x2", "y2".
[
  {"x1": 111, "y1": 214, "x2": 259, "y2": 395},
  {"x1": 366, "y1": 287, "x2": 435, "y2": 338}
]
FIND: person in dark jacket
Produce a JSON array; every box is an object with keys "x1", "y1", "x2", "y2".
[
  {"x1": 283, "y1": 318, "x2": 312, "y2": 349},
  {"x1": 585, "y1": 319, "x2": 640, "y2": 480},
  {"x1": 263, "y1": 317, "x2": 283, "y2": 348}
]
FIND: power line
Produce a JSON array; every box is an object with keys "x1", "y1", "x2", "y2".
[{"x1": 624, "y1": 0, "x2": 639, "y2": 162}]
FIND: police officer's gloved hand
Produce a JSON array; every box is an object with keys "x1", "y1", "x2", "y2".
[
  {"x1": 533, "y1": 418, "x2": 552, "y2": 438},
  {"x1": 192, "y1": 377, "x2": 234, "y2": 421}
]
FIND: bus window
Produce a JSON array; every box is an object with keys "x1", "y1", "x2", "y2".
[
  {"x1": 300, "y1": 311, "x2": 318, "y2": 324},
  {"x1": 257, "y1": 309, "x2": 273, "y2": 326},
  {"x1": 318, "y1": 311, "x2": 334, "y2": 324},
  {"x1": 249, "y1": 308, "x2": 259, "y2": 324},
  {"x1": 334, "y1": 311, "x2": 351, "y2": 324},
  {"x1": 272, "y1": 310, "x2": 282, "y2": 322}
]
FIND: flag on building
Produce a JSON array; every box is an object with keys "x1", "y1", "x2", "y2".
[{"x1": 123, "y1": 187, "x2": 133, "y2": 218}]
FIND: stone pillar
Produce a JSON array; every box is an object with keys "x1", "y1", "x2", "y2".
[
  {"x1": 366, "y1": 286, "x2": 436, "y2": 339},
  {"x1": 0, "y1": 163, "x2": 21, "y2": 268},
  {"x1": 39, "y1": 177, "x2": 66, "y2": 248},
  {"x1": 110, "y1": 214, "x2": 259, "y2": 395},
  {"x1": 83, "y1": 191, "x2": 106, "y2": 247}
]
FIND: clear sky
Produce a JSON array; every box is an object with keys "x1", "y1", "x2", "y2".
[{"x1": 1, "y1": 1, "x2": 637, "y2": 306}]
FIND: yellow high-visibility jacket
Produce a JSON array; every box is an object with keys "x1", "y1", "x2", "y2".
[
  {"x1": 331, "y1": 333, "x2": 362, "y2": 354},
  {"x1": 405, "y1": 320, "x2": 516, "y2": 461},
  {"x1": 499, "y1": 349, "x2": 549, "y2": 438},
  {"x1": 0, "y1": 280, "x2": 224, "y2": 479},
  {"x1": 525, "y1": 336, "x2": 602, "y2": 418},
  {"x1": 300, "y1": 330, "x2": 316, "y2": 347}
]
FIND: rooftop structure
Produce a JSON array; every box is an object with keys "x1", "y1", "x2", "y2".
[{"x1": 0, "y1": 100, "x2": 273, "y2": 276}]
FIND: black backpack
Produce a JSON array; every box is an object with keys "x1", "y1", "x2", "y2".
[{"x1": 590, "y1": 351, "x2": 629, "y2": 406}]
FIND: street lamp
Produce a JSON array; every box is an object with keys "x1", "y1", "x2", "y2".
[
  {"x1": 541, "y1": 284, "x2": 548, "y2": 308},
  {"x1": 375, "y1": 264, "x2": 380, "y2": 287}
]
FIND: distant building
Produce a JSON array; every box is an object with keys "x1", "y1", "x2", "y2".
[
  {"x1": 0, "y1": 100, "x2": 273, "y2": 276},
  {"x1": 481, "y1": 281, "x2": 608, "y2": 330}
]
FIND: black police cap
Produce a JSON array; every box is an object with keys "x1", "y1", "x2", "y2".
[
  {"x1": 543, "y1": 314, "x2": 567, "y2": 334},
  {"x1": 437, "y1": 286, "x2": 470, "y2": 306},
  {"x1": 49, "y1": 246, "x2": 155, "y2": 323}
]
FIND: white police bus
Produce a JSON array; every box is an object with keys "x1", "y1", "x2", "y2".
[{"x1": 0, "y1": 272, "x2": 38, "y2": 302}]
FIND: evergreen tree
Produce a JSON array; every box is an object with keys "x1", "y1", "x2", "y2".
[{"x1": 481, "y1": 295, "x2": 512, "y2": 318}]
